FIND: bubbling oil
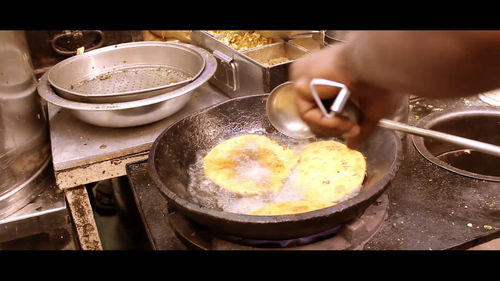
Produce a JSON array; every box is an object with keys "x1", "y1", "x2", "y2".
[{"x1": 186, "y1": 132, "x2": 357, "y2": 215}]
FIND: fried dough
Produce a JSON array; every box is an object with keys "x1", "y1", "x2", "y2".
[
  {"x1": 295, "y1": 140, "x2": 366, "y2": 204},
  {"x1": 251, "y1": 140, "x2": 366, "y2": 216},
  {"x1": 203, "y1": 134, "x2": 299, "y2": 196}
]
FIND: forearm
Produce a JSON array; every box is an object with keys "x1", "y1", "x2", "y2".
[{"x1": 342, "y1": 31, "x2": 500, "y2": 98}]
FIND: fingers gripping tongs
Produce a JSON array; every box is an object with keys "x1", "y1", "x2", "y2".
[{"x1": 309, "y1": 78, "x2": 500, "y2": 157}]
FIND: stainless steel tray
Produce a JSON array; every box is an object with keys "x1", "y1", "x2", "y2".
[
  {"x1": 191, "y1": 30, "x2": 322, "y2": 98},
  {"x1": 47, "y1": 42, "x2": 206, "y2": 103}
]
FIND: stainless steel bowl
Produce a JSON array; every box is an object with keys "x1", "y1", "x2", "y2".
[
  {"x1": 47, "y1": 42, "x2": 206, "y2": 103},
  {"x1": 38, "y1": 44, "x2": 217, "y2": 128}
]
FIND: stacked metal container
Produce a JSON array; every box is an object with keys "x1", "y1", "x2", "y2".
[
  {"x1": 0, "y1": 31, "x2": 51, "y2": 218},
  {"x1": 191, "y1": 30, "x2": 326, "y2": 98}
]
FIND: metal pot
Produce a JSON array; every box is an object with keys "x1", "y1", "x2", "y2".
[
  {"x1": 148, "y1": 94, "x2": 402, "y2": 240},
  {"x1": 0, "y1": 31, "x2": 51, "y2": 218}
]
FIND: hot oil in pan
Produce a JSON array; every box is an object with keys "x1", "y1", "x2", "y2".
[
  {"x1": 186, "y1": 132, "x2": 366, "y2": 215},
  {"x1": 187, "y1": 132, "x2": 309, "y2": 214}
]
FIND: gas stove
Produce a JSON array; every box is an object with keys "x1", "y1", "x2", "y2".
[
  {"x1": 124, "y1": 95, "x2": 499, "y2": 250},
  {"x1": 167, "y1": 194, "x2": 389, "y2": 250}
]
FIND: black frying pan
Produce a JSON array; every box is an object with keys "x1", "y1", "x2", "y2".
[{"x1": 148, "y1": 94, "x2": 402, "y2": 240}]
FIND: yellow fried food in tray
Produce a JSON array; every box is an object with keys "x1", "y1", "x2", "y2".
[
  {"x1": 203, "y1": 134, "x2": 299, "y2": 196},
  {"x1": 218, "y1": 31, "x2": 273, "y2": 51},
  {"x1": 251, "y1": 140, "x2": 366, "y2": 216}
]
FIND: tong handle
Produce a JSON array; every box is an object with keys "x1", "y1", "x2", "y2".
[
  {"x1": 309, "y1": 79, "x2": 500, "y2": 157},
  {"x1": 309, "y1": 78, "x2": 360, "y2": 124}
]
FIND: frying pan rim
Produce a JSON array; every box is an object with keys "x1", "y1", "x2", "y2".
[{"x1": 148, "y1": 94, "x2": 403, "y2": 224}]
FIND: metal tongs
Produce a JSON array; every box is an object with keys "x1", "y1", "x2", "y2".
[
  {"x1": 266, "y1": 79, "x2": 500, "y2": 157},
  {"x1": 308, "y1": 78, "x2": 500, "y2": 157}
]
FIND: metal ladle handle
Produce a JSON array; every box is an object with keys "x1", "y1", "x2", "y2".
[{"x1": 309, "y1": 78, "x2": 500, "y2": 157}]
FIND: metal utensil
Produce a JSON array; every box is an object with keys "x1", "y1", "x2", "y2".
[
  {"x1": 0, "y1": 30, "x2": 51, "y2": 218},
  {"x1": 47, "y1": 41, "x2": 206, "y2": 103},
  {"x1": 38, "y1": 43, "x2": 217, "y2": 128},
  {"x1": 267, "y1": 79, "x2": 500, "y2": 157}
]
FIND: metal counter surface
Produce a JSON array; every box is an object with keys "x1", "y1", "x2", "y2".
[{"x1": 48, "y1": 82, "x2": 229, "y2": 189}]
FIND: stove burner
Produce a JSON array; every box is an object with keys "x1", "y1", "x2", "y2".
[
  {"x1": 168, "y1": 194, "x2": 389, "y2": 250},
  {"x1": 215, "y1": 225, "x2": 343, "y2": 248}
]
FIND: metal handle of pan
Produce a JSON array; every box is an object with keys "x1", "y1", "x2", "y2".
[{"x1": 309, "y1": 78, "x2": 500, "y2": 157}]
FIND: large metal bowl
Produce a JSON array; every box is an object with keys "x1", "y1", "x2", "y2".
[
  {"x1": 47, "y1": 42, "x2": 206, "y2": 103},
  {"x1": 37, "y1": 44, "x2": 217, "y2": 128}
]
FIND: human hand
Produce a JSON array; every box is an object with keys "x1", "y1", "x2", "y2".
[{"x1": 290, "y1": 45, "x2": 402, "y2": 149}]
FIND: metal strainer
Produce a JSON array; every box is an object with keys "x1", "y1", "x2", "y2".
[
  {"x1": 48, "y1": 42, "x2": 206, "y2": 103},
  {"x1": 70, "y1": 65, "x2": 192, "y2": 95}
]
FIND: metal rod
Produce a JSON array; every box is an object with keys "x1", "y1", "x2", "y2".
[
  {"x1": 378, "y1": 119, "x2": 500, "y2": 157},
  {"x1": 307, "y1": 78, "x2": 500, "y2": 158}
]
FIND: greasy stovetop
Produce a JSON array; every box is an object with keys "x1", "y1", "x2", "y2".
[{"x1": 126, "y1": 95, "x2": 499, "y2": 250}]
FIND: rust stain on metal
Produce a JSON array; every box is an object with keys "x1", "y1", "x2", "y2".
[
  {"x1": 65, "y1": 186, "x2": 103, "y2": 250},
  {"x1": 55, "y1": 152, "x2": 149, "y2": 189}
]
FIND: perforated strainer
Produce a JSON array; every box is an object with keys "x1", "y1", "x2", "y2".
[{"x1": 48, "y1": 42, "x2": 206, "y2": 103}]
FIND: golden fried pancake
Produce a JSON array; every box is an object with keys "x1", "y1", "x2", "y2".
[
  {"x1": 250, "y1": 200, "x2": 333, "y2": 216},
  {"x1": 250, "y1": 140, "x2": 366, "y2": 216},
  {"x1": 203, "y1": 134, "x2": 299, "y2": 196},
  {"x1": 294, "y1": 140, "x2": 366, "y2": 204}
]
